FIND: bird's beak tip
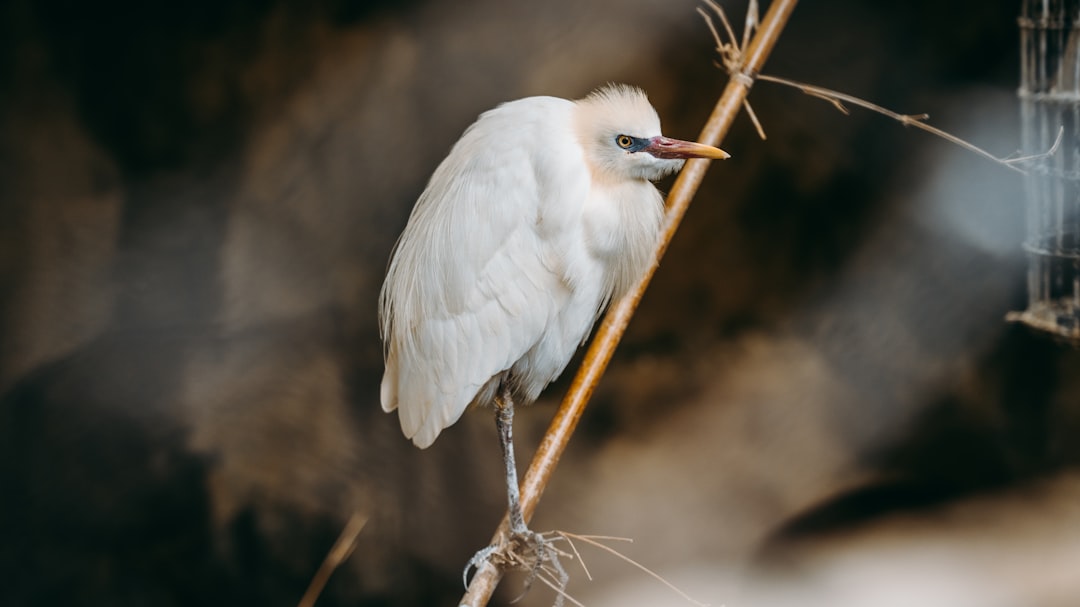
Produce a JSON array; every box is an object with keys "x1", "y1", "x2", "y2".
[{"x1": 687, "y1": 142, "x2": 729, "y2": 160}]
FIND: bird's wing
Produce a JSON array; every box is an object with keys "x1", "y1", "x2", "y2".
[{"x1": 379, "y1": 97, "x2": 587, "y2": 448}]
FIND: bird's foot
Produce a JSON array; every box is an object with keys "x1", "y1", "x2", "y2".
[{"x1": 463, "y1": 528, "x2": 570, "y2": 606}]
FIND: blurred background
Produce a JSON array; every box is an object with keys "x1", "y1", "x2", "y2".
[{"x1": 3, "y1": 0, "x2": 1079, "y2": 605}]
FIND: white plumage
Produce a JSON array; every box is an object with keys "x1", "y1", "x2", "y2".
[{"x1": 379, "y1": 84, "x2": 728, "y2": 449}]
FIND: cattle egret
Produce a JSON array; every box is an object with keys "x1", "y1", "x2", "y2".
[{"x1": 379, "y1": 84, "x2": 728, "y2": 579}]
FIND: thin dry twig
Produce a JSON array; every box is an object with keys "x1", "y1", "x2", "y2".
[
  {"x1": 700, "y1": 0, "x2": 767, "y2": 139},
  {"x1": 699, "y1": 0, "x2": 1061, "y2": 173},
  {"x1": 557, "y1": 532, "x2": 710, "y2": 607},
  {"x1": 740, "y1": 0, "x2": 758, "y2": 51},
  {"x1": 458, "y1": 1, "x2": 801, "y2": 605},
  {"x1": 759, "y1": 74, "x2": 1053, "y2": 174},
  {"x1": 298, "y1": 512, "x2": 368, "y2": 607}
]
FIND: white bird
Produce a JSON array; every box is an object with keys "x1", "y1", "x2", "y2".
[{"x1": 379, "y1": 84, "x2": 728, "y2": 578}]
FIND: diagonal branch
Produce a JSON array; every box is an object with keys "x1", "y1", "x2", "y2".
[{"x1": 458, "y1": 1, "x2": 801, "y2": 605}]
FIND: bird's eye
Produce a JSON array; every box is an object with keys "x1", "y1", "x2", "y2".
[{"x1": 616, "y1": 135, "x2": 634, "y2": 149}]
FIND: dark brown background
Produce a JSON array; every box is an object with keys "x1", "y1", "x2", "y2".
[{"x1": 3, "y1": 0, "x2": 1078, "y2": 605}]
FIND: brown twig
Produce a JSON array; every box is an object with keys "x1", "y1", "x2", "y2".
[
  {"x1": 298, "y1": 512, "x2": 367, "y2": 607},
  {"x1": 756, "y1": 74, "x2": 1052, "y2": 174},
  {"x1": 458, "y1": 1, "x2": 800, "y2": 605}
]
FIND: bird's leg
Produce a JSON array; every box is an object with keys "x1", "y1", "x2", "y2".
[
  {"x1": 463, "y1": 386, "x2": 529, "y2": 586},
  {"x1": 495, "y1": 386, "x2": 570, "y2": 604},
  {"x1": 463, "y1": 386, "x2": 569, "y2": 606},
  {"x1": 495, "y1": 386, "x2": 528, "y2": 534}
]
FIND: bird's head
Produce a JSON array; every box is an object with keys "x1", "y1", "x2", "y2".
[{"x1": 574, "y1": 84, "x2": 729, "y2": 182}]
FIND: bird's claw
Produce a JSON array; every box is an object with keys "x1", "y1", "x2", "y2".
[
  {"x1": 514, "y1": 530, "x2": 568, "y2": 606},
  {"x1": 463, "y1": 543, "x2": 499, "y2": 588},
  {"x1": 462, "y1": 529, "x2": 569, "y2": 607}
]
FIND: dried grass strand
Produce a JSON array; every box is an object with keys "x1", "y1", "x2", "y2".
[
  {"x1": 532, "y1": 568, "x2": 586, "y2": 607},
  {"x1": 557, "y1": 532, "x2": 710, "y2": 607}
]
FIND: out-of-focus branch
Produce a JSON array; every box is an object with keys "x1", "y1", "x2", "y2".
[
  {"x1": 458, "y1": 1, "x2": 800, "y2": 605},
  {"x1": 298, "y1": 512, "x2": 367, "y2": 607}
]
